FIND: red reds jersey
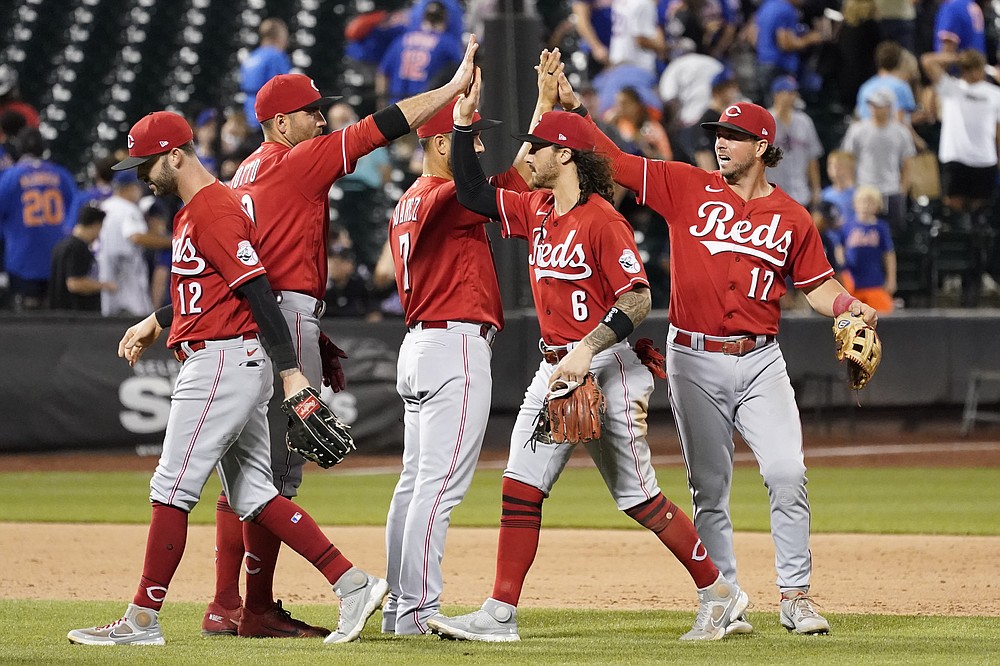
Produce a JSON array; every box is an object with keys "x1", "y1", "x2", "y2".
[
  {"x1": 166, "y1": 182, "x2": 266, "y2": 348},
  {"x1": 229, "y1": 115, "x2": 389, "y2": 299},
  {"x1": 495, "y1": 188, "x2": 649, "y2": 346},
  {"x1": 590, "y1": 121, "x2": 833, "y2": 336},
  {"x1": 389, "y1": 170, "x2": 525, "y2": 330}
]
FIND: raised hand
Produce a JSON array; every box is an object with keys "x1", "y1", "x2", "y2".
[
  {"x1": 454, "y1": 66, "x2": 482, "y2": 126},
  {"x1": 556, "y1": 72, "x2": 582, "y2": 111},
  {"x1": 447, "y1": 35, "x2": 479, "y2": 96},
  {"x1": 535, "y1": 48, "x2": 564, "y2": 108}
]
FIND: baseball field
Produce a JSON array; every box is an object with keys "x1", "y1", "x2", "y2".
[{"x1": 2, "y1": 420, "x2": 999, "y2": 665}]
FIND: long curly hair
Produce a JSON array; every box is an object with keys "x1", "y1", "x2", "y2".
[
  {"x1": 570, "y1": 149, "x2": 615, "y2": 205},
  {"x1": 762, "y1": 144, "x2": 784, "y2": 168}
]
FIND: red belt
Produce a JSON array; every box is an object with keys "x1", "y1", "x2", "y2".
[
  {"x1": 416, "y1": 320, "x2": 494, "y2": 341},
  {"x1": 174, "y1": 333, "x2": 257, "y2": 363},
  {"x1": 673, "y1": 331, "x2": 774, "y2": 356},
  {"x1": 542, "y1": 348, "x2": 569, "y2": 364}
]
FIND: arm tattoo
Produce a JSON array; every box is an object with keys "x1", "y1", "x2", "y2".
[{"x1": 582, "y1": 287, "x2": 652, "y2": 354}]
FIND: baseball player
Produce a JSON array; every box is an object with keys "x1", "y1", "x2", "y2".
[
  {"x1": 383, "y1": 97, "x2": 519, "y2": 635},
  {"x1": 67, "y1": 111, "x2": 387, "y2": 646},
  {"x1": 426, "y1": 68, "x2": 747, "y2": 643},
  {"x1": 555, "y1": 73, "x2": 877, "y2": 634},
  {"x1": 204, "y1": 42, "x2": 484, "y2": 638}
]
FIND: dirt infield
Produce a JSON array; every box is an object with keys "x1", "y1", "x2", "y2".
[{"x1": 2, "y1": 522, "x2": 997, "y2": 616}]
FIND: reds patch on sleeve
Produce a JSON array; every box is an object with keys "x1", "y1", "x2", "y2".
[
  {"x1": 236, "y1": 240, "x2": 260, "y2": 266},
  {"x1": 294, "y1": 395, "x2": 321, "y2": 419}
]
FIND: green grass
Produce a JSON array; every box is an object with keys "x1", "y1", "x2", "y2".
[
  {"x1": 1, "y1": 466, "x2": 998, "y2": 535},
  {"x1": 2, "y1": 600, "x2": 997, "y2": 666}
]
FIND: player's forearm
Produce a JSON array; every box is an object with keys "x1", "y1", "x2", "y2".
[
  {"x1": 65, "y1": 276, "x2": 108, "y2": 295},
  {"x1": 803, "y1": 277, "x2": 849, "y2": 317},
  {"x1": 574, "y1": 106, "x2": 647, "y2": 193},
  {"x1": 452, "y1": 125, "x2": 501, "y2": 218},
  {"x1": 581, "y1": 287, "x2": 651, "y2": 355},
  {"x1": 236, "y1": 275, "x2": 298, "y2": 372}
]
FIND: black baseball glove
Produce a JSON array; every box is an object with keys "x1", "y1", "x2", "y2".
[{"x1": 280, "y1": 386, "x2": 354, "y2": 468}]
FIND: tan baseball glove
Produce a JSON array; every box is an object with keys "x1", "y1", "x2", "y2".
[{"x1": 833, "y1": 313, "x2": 882, "y2": 390}]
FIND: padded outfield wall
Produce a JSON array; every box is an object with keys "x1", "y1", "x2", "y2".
[{"x1": 1, "y1": 310, "x2": 998, "y2": 453}]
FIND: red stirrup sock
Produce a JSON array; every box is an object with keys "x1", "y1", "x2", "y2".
[
  {"x1": 133, "y1": 502, "x2": 188, "y2": 610},
  {"x1": 253, "y1": 495, "x2": 352, "y2": 585},
  {"x1": 212, "y1": 493, "x2": 244, "y2": 610},
  {"x1": 491, "y1": 477, "x2": 545, "y2": 606},
  {"x1": 625, "y1": 493, "x2": 720, "y2": 589}
]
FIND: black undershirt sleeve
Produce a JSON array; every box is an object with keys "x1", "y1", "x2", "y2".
[
  {"x1": 236, "y1": 275, "x2": 297, "y2": 373},
  {"x1": 451, "y1": 125, "x2": 501, "y2": 218},
  {"x1": 372, "y1": 104, "x2": 411, "y2": 142},
  {"x1": 154, "y1": 305, "x2": 173, "y2": 329}
]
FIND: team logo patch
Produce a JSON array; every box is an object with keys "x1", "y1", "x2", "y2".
[
  {"x1": 618, "y1": 249, "x2": 641, "y2": 274},
  {"x1": 725, "y1": 105, "x2": 741, "y2": 117},
  {"x1": 310, "y1": 79, "x2": 319, "y2": 92},
  {"x1": 291, "y1": 512, "x2": 302, "y2": 524},
  {"x1": 294, "y1": 395, "x2": 320, "y2": 420},
  {"x1": 235, "y1": 240, "x2": 259, "y2": 266},
  {"x1": 127, "y1": 134, "x2": 135, "y2": 149},
  {"x1": 159, "y1": 140, "x2": 169, "y2": 147}
]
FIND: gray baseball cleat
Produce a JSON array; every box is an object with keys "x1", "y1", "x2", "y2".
[
  {"x1": 67, "y1": 603, "x2": 165, "y2": 646},
  {"x1": 426, "y1": 598, "x2": 520, "y2": 642},
  {"x1": 323, "y1": 567, "x2": 390, "y2": 644},
  {"x1": 780, "y1": 592, "x2": 831, "y2": 634},
  {"x1": 679, "y1": 574, "x2": 750, "y2": 641},
  {"x1": 725, "y1": 612, "x2": 754, "y2": 635}
]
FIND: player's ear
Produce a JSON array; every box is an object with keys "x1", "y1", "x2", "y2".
[
  {"x1": 434, "y1": 134, "x2": 449, "y2": 157},
  {"x1": 558, "y1": 147, "x2": 572, "y2": 165}
]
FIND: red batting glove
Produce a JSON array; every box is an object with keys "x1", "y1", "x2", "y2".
[
  {"x1": 318, "y1": 331, "x2": 348, "y2": 392},
  {"x1": 634, "y1": 338, "x2": 666, "y2": 379}
]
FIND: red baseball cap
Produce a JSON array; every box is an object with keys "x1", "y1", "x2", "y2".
[
  {"x1": 255, "y1": 74, "x2": 341, "y2": 123},
  {"x1": 112, "y1": 111, "x2": 194, "y2": 171},
  {"x1": 513, "y1": 111, "x2": 595, "y2": 152},
  {"x1": 416, "y1": 98, "x2": 501, "y2": 138},
  {"x1": 700, "y1": 102, "x2": 776, "y2": 143}
]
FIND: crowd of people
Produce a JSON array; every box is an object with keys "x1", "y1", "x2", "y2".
[{"x1": 2, "y1": 0, "x2": 1000, "y2": 316}]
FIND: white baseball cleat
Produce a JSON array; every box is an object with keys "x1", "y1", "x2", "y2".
[
  {"x1": 427, "y1": 598, "x2": 520, "y2": 642},
  {"x1": 679, "y1": 575, "x2": 750, "y2": 641},
  {"x1": 67, "y1": 603, "x2": 165, "y2": 646},
  {"x1": 780, "y1": 592, "x2": 831, "y2": 634},
  {"x1": 324, "y1": 567, "x2": 390, "y2": 644},
  {"x1": 725, "y1": 612, "x2": 754, "y2": 635}
]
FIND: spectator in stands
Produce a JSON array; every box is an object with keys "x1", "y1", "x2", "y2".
[
  {"x1": 572, "y1": 0, "x2": 614, "y2": 76},
  {"x1": 856, "y1": 42, "x2": 919, "y2": 123},
  {"x1": 0, "y1": 127, "x2": 76, "y2": 311},
  {"x1": 78, "y1": 156, "x2": 117, "y2": 206},
  {"x1": 345, "y1": 8, "x2": 410, "y2": 66},
  {"x1": 97, "y1": 171, "x2": 167, "y2": 316},
  {"x1": 193, "y1": 108, "x2": 219, "y2": 177},
  {"x1": 658, "y1": 44, "x2": 725, "y2": 130},
  {"x1": 812, "y1": 200, "x2": 846, "y2": 282},
  {"x1": 324, "y1": 244, "x2": 378, "y2": 320},
  {"x1": 377, "y1": 2, "x2": 463, "y2": 106},
  {"x1": 822, "y1": 150, "x2": 858, "y2": 223},
  {"x1": 875, "y1": 0, "x2": 917, "y2": 52},
  {"x1": 0, "y1": 65, "x2": 40, "y2": 129},
  {"x1": 840, "y1": 89, "x2": 917, "y2": 232},
  {"x1": 605, "y1": 87, "x2": 672, "y2": 161},
  {"x1": 659, "y1": 0, "x2": 737, "y2": 60},
  {"x1": 48, "y1": 205, "x2": 115, "y2": 312},
  {"x1": 327, "y1": 102, "x2": 392, "y2": 271},
  {"x1": 609, "y1": 0, "x2": 665, "y2": 74},
  {"x1": 240, "y1": 18, "x2": 292, "y2": 130},
  {"x1": 841, "y1": 185, "x2": 897, "y2": 312},
  {"x1": 768, "y1": 76, "x2": 823, "y2": 207},
  {"x1": 933, "y1": 0, "x2": 985, "y2": 54},
  {"x1": 686, "y1": 68, "x2": 742, "y2": 170},
  {"x1": 754, "y1": 0, "x2": 829, "y2": 101},
  {"x1": 921, "y1": 49, "x2": 1000, "y2": 220},
  {"x1": 837, "y1": 0, "x2": 879, "y2": 110},
  {"x1": 218, "y1": 106, "x2": 256, "y2": 182}
]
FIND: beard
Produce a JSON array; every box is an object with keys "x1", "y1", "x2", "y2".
[
  {"x1": 530, "y1": 155, "x2": 558, "y2": 190},
  {"x1": 148, "y1": 159, "x2": 179, "y2": 197},
  {"x1": 719, "y1": 151, "x2": 756, "y2": 183}
]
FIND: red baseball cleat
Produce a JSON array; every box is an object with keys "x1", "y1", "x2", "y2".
[
  {"x1": 238, "y1": 600, "x2": 330, "y2": 638},
  {"x1": 201, "y1": 601, "x2": 242, "y2": 637}
]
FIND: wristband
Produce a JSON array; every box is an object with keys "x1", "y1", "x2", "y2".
[
  {"x1": 601, "y1": 307, "x2": 634, "y2": 342},
  {"x1": 153, "y1": 304, "x2": 173, "y2": 329},
  {"x1": 833, "y1": 293, "x2": 859, "y2": 317},
  {"x1": 569, "y1": 105, "x2": 588, "y2": 118}
]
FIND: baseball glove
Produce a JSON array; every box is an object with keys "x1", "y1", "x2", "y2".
[
  {"x1": 634, "y1": 338, "x2": 667, "y2": 379},
  {"x1": 832, "y1": 313, "x2": 882, "y2": 390},
  {"x1": 531, "y1": 372, "x2": 606, "y2": 447},
  {"x1": 280, "y1": 386, "x2": 354, "y2": 468}
]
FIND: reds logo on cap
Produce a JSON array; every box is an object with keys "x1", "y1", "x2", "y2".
[
  {"x1": 127, "y1": 135, "x2": 135, "y2": 149},
  {"x1": 725, "y1": 105, "x2": 742, "y2": 117},
  {"x1": 700, "y1": 102, "x2": 776, "y2": 145}
]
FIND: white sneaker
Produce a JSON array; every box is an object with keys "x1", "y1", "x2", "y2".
[
  {"x1": 780, "y1": 592, "x2": 831, "y2": 634},
  {"x1": 679, "y1": 575, "x2": 750, "y2": 641},
  {"x1": 426, "y1": 598, "x2": 520, "y2": 642},
  {"x1": 324, "y1": 567, "x2": 390, "y2": 644},
  {"x1": 67, "y1": 604, "x2": 165, "y2": 646}
]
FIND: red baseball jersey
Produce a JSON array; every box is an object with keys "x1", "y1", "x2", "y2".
[
  {"x1": 495, "y1": 187, "x2": 649, "y2": 346},
  {"x1": 166, "y1": 181, "x2": 266, "y2": 348},
  {"x1": 389, "y1": 170, "x2": 525, "y2": 330},
  {"x1": 590, "y1": 121, "x2": 833, "y2": 336},
  {"x1": 229, "y1": 115, "x2": 389, "y2": 299}
]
